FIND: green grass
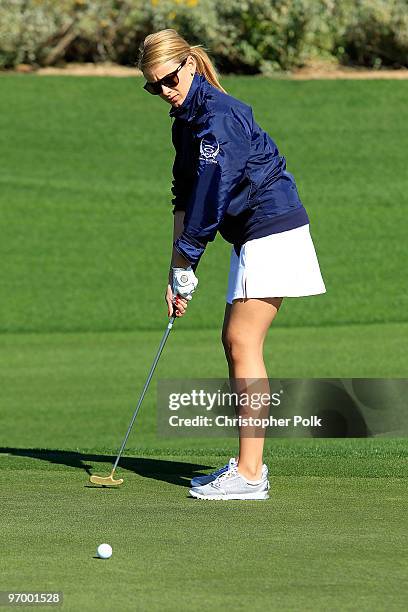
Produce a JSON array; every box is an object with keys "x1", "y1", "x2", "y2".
[
  {"x1": 1, "y1": 329, "x2": 408, "y2": 610},
  {"x1": 1, "y1": 443, "x2": 408, "y2": 611},
  {"x1": 0, "y1": 327, "x2": 407, "y2": 454},
  {"x1": 0, "y1": 76, "x2": 407, "y2": 333},
  {"x1": 0, "y1": 75, "x2": 407, "y2": 610}
]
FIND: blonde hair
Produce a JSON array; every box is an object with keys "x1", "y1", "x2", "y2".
[{"x1": 138, "y1": 28, "x2": 227, "y2": 94}]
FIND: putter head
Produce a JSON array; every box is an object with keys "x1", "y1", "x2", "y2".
[{"x1": 89, "y1": 471, "x2": 123, "y2": 486}]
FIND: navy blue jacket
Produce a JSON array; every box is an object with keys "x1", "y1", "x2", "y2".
[{"x1": 170, "y1": 72, "x2": 309, "y2": 269}]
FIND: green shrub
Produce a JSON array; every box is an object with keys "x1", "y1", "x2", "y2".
[
  {"x1": 337, "y1": 0, "x2": 408, "y2": 68},
  {"x1": 0, "y1": 0, "x2": 149, "y2": 68},
  {"x1": 0, "y1": 0, "x2": 407, "y2": 71}
]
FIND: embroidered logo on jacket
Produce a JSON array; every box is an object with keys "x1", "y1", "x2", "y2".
[{"x1": 199, "y1": 135, "x2": 220, "y2": 164}]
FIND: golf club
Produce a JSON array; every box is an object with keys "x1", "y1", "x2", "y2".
[{"x1": 89, "y1": 306, "x2": 178, "y2": 486}]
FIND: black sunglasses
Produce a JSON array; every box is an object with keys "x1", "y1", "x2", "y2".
[{"x1": 143, "y1": 57, "x2": 188, "y2": 95}]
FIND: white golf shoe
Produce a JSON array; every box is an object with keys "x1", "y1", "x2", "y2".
[
  {"x1": 189, "y1": 463, "x2": 270, "y2": 500},
  {"x1": 191, "y1": 458, "x2": 269, "y2": 488}
]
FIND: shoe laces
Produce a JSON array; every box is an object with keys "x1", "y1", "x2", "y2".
[
  {"x1": 212, "y1": 457, "x2": 236, "y2": 477},
  {"x1": 211, "y1": 465, "x2": 238, "y2": 488}
]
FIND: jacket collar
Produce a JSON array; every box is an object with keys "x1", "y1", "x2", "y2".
[{"x1": 169, "y1": 72, "x2": 208, "y2": 122}]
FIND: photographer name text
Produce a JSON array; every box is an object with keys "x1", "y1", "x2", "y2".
[{"x1": 167, "y1": 415, "x2": 322, "y2": 428}]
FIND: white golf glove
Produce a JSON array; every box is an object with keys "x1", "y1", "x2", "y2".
[{"x1": 172, "y1": 266, "x2": 198, "y2": 301}]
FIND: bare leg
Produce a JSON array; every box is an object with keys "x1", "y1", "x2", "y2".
[{"x1": 222, "y1": 297, "x2": 283, "y2": 480}]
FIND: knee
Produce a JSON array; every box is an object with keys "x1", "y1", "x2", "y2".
[{"x1": 222, "y1": 331, "x2": 247, "y2": 364}]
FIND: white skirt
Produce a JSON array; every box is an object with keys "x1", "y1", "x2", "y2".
[{"x1": 226, "y1": 224, "x2": 326, "y2": 304}]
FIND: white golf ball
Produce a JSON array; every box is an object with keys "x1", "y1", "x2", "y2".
[{"x1": 96, "y1": 543, "x2": 112, "y2": 559}]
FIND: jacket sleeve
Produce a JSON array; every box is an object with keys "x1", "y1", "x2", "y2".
[
  {"x1": 173, "y1": 114, "x2": 250, "y2": 267},
  {"x1": 171, "y1": 150, "x2": 187, "y2": 215},
  {"x1": 170, "y1": 121, "x2": 193, "y2": 215}
]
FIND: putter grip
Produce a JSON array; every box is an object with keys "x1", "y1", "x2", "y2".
[
  {"x1": 171, "y1": 294, "x2": 187, "y2": 316},
  {"x1": 171, "y1": 293, "x2": 190, "y2": 317},
  {"x1": 171, "y1": 298, "x2": 178, "y2": 317}
]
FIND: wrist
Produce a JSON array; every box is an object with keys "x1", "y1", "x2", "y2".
[{"x1": 172, "y1": 246, "x2": 191, "y2": 268}]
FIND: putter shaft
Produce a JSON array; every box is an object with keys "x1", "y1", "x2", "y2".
[{"x1": 90, "y1": 313, "x2": 177, "y2": 485}]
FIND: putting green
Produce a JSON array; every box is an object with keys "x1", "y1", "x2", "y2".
[{"x1": 1, "y1": 442, "x2": 407, "y2": 611}]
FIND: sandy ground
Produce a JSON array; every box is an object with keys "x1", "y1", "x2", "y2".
[
  {"x1": 291, "y1": 59, "x2": 408, "y2": 80},
  {"x1": 3, "y1": 60, "x2": 408, "y2": 79}
]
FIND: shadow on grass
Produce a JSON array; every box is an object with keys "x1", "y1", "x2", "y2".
[{"x1": 0, "y1": 447, "x2": 215, "y2": 488}]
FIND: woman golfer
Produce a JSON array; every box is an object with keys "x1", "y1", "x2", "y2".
[{"x1": 138, "y1": 29, "x2": 326, "y2": 500}]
